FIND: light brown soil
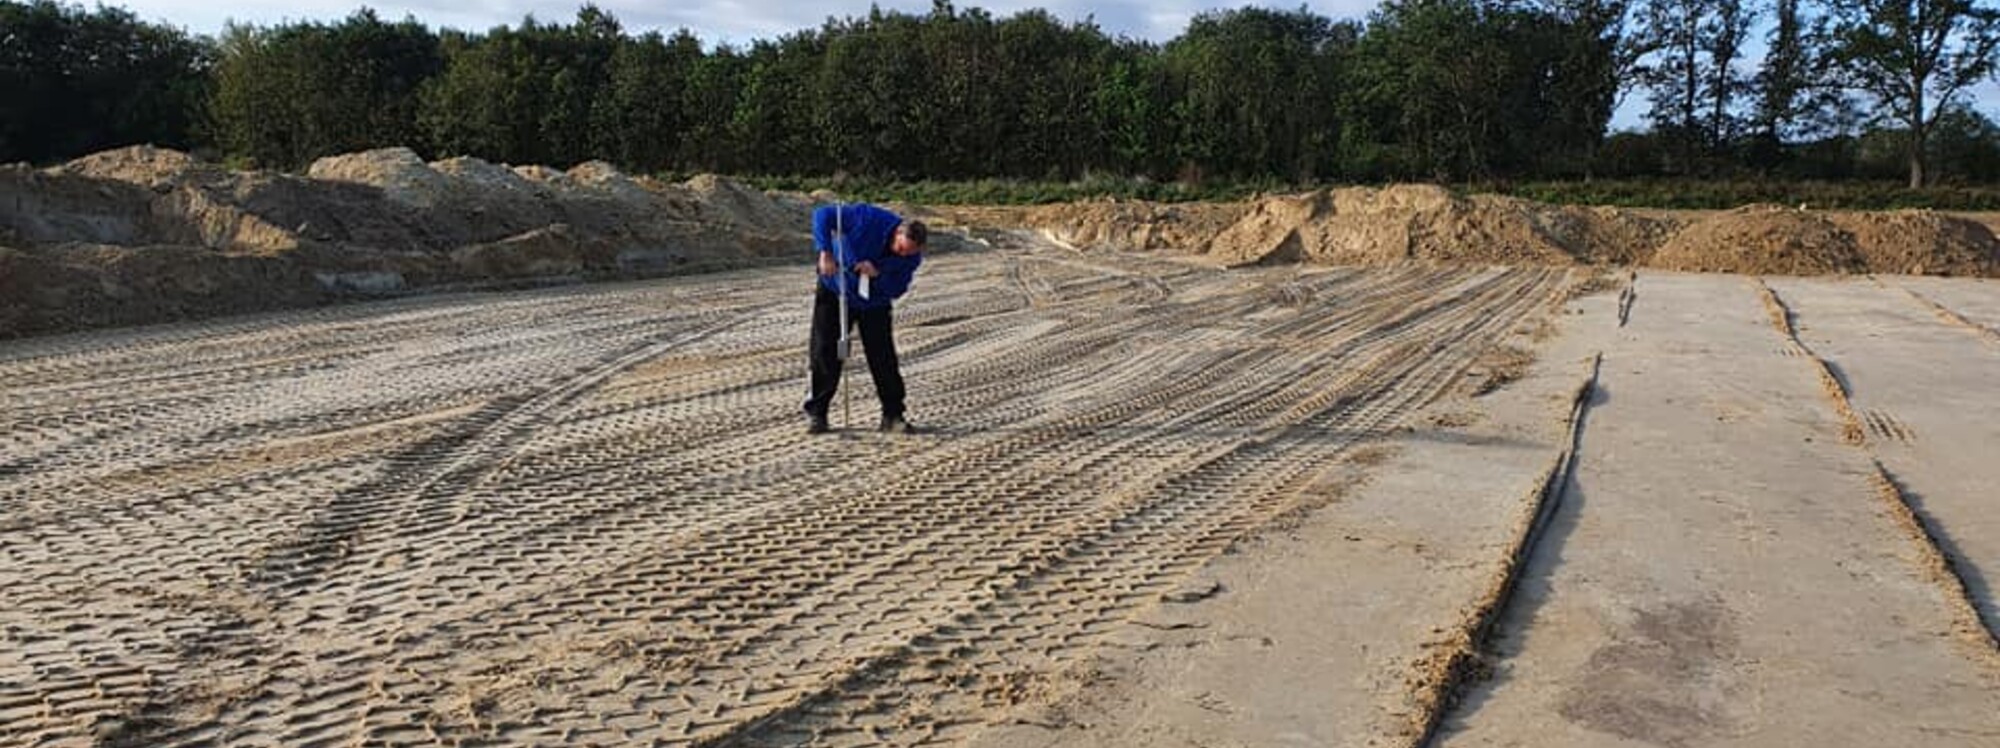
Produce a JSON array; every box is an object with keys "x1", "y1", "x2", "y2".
[
  {"x1": 0, "y1": 249, "x2": 1577, "y2": 746},
  {"x1": 0, "y1": 146, "x2": 817, "y2": 337},
  {"x1": 11, "y1": 145, "x2": 2000, "y2": 339},
  {"x1": 1831, "y1": 209, "x2": 1999, "y2": 276},
  {"x1": 1652, "y1": 205, "x2": 1867, "y2": 275},
  {"x1": 970, "y1": 189, "x2": 2000, "y2": 278}
]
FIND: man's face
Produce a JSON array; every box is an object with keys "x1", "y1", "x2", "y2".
[{"x1": 891, "y1": 228, "x2": 923, "y2": 257}]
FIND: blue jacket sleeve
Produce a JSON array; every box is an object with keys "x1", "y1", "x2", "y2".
[
  {"x1": 812, "y1": 205, "x2": 835, "y2": 254},
  {"x1": 873, "y1": 254, "x2": 921, "y2": 300}
]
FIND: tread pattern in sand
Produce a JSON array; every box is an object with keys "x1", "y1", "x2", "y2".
[{"x1": 0, "y1": 250, "x2": 1568, "y2": 746}]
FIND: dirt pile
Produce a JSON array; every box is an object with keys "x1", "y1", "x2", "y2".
[
  {"x1": 55, "y1": 144, "x2": 226, "y2": 189},
  {"x1": 1022, "y1": 189, "x2": 1997, "y2": 277},
  {"x1": 308, "y1": 148, "x2": 456, "y2": 209},
  {"x1": 1830, "y1": 210, "x2": 1999, "y2": 276},
  {"x1": 1652, "y1": 205, "x2": 1867, "y2": 274},
  {"x1": 0, "y1": 146, "x2": 821, "y2": 337},
  {"x1": 1024, "y1": 199, "x2": 1247, "y2": 253},
  {"x1": 1021, "y1": 187, "x2": 1668, "y2": 269}
]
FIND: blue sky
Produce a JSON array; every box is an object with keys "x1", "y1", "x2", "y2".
[{"x1": 112, "y1": 0, "x2": 1363, "y2": 44}]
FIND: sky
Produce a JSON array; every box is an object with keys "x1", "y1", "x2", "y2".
[
  {"x1": 104, "y1": 0, "x2": 1998, "y2": 130},
  {"x1": 110, "y1": 0, "x2": 1380, "y2": 45}
]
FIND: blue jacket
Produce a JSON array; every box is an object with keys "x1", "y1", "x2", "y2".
[{"x1": 814, "y1": 203, "x2": 922, "y2": 310}]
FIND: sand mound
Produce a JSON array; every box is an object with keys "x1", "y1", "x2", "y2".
[
  {"x1": 1206, "y1": 192, "x2": 1326, "y2": 266},
  {"x1": 1021, "y1": 188, "x2": 1985, "y2": 278},
  {"x1": 1536, "y1": 205, "x2": 1684, "y2": 266},
  {"x1": 432, "y1": 156, "x2": 553, "y2": 199},
  {"x1": 513, "y1": 165, "x2": 578, "y2": 191},
  {"x1": 569, "y1": 161, "x2": 656, "y2": 205},
  {"x1": 307, "y1": 148, "x2": 455, "y2": 209},
  {"x1": 1408, "y1": 194, "x2": 1581, "y2": 265},
  {"x1": 57, "y1": 145, "x2": 224, "y2": 190},
  {"x1": 1, "y1": 147, "x2": 856, "y2": 337},
  {"x1": 0, "y1": 164, "x2": 167, "y2": 246},
  {"x1": 0, "y1": 243, "x2": 325, "y2": 337},
  {"x1": 1026, "y1": 199, "x2": 1247, "y2": 253},
  {"x1": 683, "y1": 174, "x2": 812, "y2": 231},
  {"x1": 1033, "y1": 187, "x2": 1666, "y2": 268},
  {"x1": 1652, "y1": 205, "x2": 1867, "y2": 275},
  {"x1": 452, "y1": 224, "x2": 608, "y2": 279},
  {"x1": 1203, "y1": 187, "x2": 1584, "y2": 267},
  {"x1": 152, "y1": 184, "x2": 302, "y2": 255},
  {"x1": 1830, "y1": 210, "x2": 1999, "y2": 276}
]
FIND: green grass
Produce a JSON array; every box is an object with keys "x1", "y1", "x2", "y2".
[{"x1": 724, "y1": 174, "x2": 2000, "y2": 211}]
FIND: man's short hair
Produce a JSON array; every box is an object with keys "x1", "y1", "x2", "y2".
[{"x1": 903, "y1": 220, "x2": 929, "y2": 247}]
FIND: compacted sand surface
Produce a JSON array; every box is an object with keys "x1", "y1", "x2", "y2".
[{"x1": 4, "y1": 234, "x2": 1997, "y2": 746}]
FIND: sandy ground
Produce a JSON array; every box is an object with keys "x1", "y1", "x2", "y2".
[
  {"x1": 990, "y1": 271, "x2": 2000, "y2": 748},
  {"x1": 5, "y1": 234, "x2": 1998, "y2": 746},
  {"x1": 1, "y1": 237, "x2": 1572, "y2": 745}
]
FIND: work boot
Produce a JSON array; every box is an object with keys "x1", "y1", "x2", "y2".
[
  {"x1": 879, "y1": 415, "x2": 917, "y2": 434},
  {"x1": 807, "y1": 413, "x2": 831, "y2": 434}
]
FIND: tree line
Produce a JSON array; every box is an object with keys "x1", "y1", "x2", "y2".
[{"x1": 4, "y1": 0, "x2": 1999, "y2": 187}]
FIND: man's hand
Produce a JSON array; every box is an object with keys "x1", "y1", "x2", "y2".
[
  {"x1": 817, "y1": 251, "x2": 837, "y2": 277},
  {"x1": 853, "y1": 260, "x2": 880, "y2": 278}
]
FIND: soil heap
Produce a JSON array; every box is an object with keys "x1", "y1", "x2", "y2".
[
  {"x1": 1, "y1": 146, "x2": 817, "y2": 337},
  {"x1": 1010, "y1": 188, "x2": 1997, "y2": 277}
]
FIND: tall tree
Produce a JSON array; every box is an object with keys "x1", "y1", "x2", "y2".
[
  {"x1": 1348, "y1": 0, "x2": 1588, "y2": 180},
  {"x1": 212, "y1": 9, "x2": 439, "y2": 169},
  {"x1": 1754, "y1": 0, "x2": 1811, "y2": 141},
  {"x1": 1538, "y1": 0, "x2": 1636, "y2": 177},
  {"x1": 732, "y1": 30, "x2": 831, "y2": 175},
  {"x1": 0, "y1": 1, "x2": 210, "y2": 164},
  {"x1": 1828, "y1": 0, "x2": 2000, "y2": 187},
  {"x1": 1632, "y1": 0, "x2": 1755, "y2": 173},
  {"x1": 419, "y1": 7, "x2": 617, "y2": 167},
  {"x1": 1092, "y1": 45, "x2": 1175, "y2": 178},
  {"x1": 1166, "y1": 6, "x2": 1347, "y2": 181},
  {"x1": 599, "y1": 29, "x2": 703, "y2": 172}
]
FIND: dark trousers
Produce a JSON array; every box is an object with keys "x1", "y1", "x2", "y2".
[{"x1": 805, "y1": 286, "x2": 905, "y2": 420}]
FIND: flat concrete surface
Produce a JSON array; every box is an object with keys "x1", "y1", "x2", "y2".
[
  {"x1": 1773, "y1": 275, "x2": 2000, "y2": 638},
  {"x1": 1436, "y1": 273, "x2": 2000, "y2": 747},
  {"x1": 1892, "y1": 275, "x2": 2000, "y2": 332}
]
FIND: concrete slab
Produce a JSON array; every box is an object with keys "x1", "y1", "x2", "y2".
[
  {"x1": 1440, "y1": 273, "x2": 2000, "y2": 747},
  {"x1": 1770, "y1": 275, "x2": 2000, "y2": 636}
]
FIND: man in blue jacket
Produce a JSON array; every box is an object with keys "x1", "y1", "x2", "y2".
[{"x1": 804, "y1": 202, "x2": 928, "y2": 434}]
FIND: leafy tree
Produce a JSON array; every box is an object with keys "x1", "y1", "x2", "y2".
[
  {"x1": 1348, "y1": 0, "x2": 1597, "y2": 180},
  {"x1": 1167, "y1": 6, "x2": 1348, "y2": 181},
  {"x1": 598, "y1": 29, "x2": 703, "y2": 171},
  {"x1": 1093, "y1": 46, "x2": 1175, "y2": 177},
  {"x1": 211, "y1": 9, "x2": 438, "y2": 169},
  {"x1": 732, "y1": 31, "x2": 830, "y2": 174},
  {"x1": 0, "y1": 1, "x2": 210, "y2": 164},
  {"x1": 1632, "y1": 0, "x2": 1756, "y2": 173},
  {"x1": 1538, "y1": 0, "x2": 1637, "y2": 177},
  {"x1": 679, "y1": 45, "x2": 746, "y2": 172},
  {"x1": 1828, "y1": 0, "x2": 2000, "y2": 187}
]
